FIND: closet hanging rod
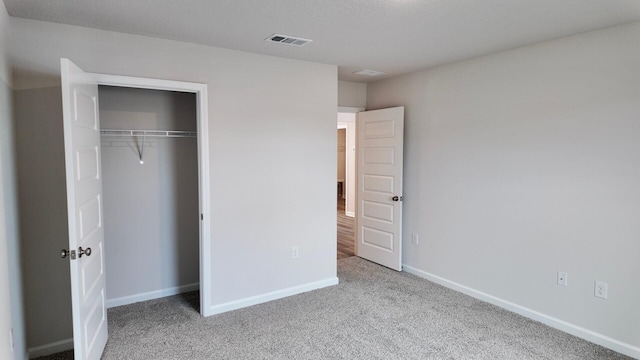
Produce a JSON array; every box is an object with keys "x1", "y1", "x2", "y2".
[{"x1": 100, "y1": 129, "x2": 197, "y2": 138}]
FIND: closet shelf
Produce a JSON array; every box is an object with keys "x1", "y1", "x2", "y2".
[{"x1": 100, "y1": 129, "x2": 197, "y2": 138}]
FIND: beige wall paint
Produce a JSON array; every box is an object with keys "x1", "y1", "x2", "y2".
[
  {"x1": 338, "y1": 81, "x2": 366, "y2": 108},
  {"x1": 10, "y1": 17, "x2": 337, "y2": 352},
  {"x1": 367, "y1": 22, "x2": 640, "y2": 353}
]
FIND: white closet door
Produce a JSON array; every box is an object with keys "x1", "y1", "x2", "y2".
[{"x1": 61, "y1": 58, "x2": 108, "y2": 360}]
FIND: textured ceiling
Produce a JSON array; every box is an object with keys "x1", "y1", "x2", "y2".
[{"x1": 4, "y1": 0, "x2": 640, "y2": 82}]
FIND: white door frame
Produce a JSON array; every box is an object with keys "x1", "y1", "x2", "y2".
[
  {"x1": 337, "y1": 107, "x2": 363, "y2": 255},
  {"x1": 338, "y1": 106, "x2": 364, "y2": 113},
  {"x1": 90, "y1": 72, "x2": 212, "y2": 316},
  {"x1": 337, "y1": 124, "x2": 347, "y2": 199}
]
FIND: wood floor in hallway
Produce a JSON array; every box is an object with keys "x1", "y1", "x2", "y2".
[{"x1": 337, "y1": 197, "x2": 355, "y2": 259}]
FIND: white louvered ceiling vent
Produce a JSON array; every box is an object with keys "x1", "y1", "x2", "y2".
[
  {"x1": 266, "y1": 34, "x2": 313, "y2": 47},
  {"x1": 353, "y1": 69, "x2": 387, "y2": 77}
]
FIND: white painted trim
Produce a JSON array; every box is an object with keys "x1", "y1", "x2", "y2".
[
  {"x1": 90, "y1": 73, "x2": 206, "y2": 93},
  {"x1": 209, "y1": 277, "x2": 339, "y2": 315},
  {"x1": 28, "y1": 338, "x2": 73, "y2": 359},
  {"x1": 88, "y1": 72, "x2": 213, "y2": 317},
  {"x1": 345, "y1": 211, "x2": 355, "y2": 217},
  {"x1": 196, "y1": 86, "x2": 213, "y2": 317},
  {"x1": 338, "y1": 106, "x2": 364, "y2": 113},
  {"x1": 402, "y1": 264, "x2": 640, "y2": 359},
  {"x1": 106, "y1": 283, "x2": 200, "y2": 308}
]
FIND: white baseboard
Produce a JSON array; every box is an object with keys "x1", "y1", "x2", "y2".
[
  {"x1": 28, "y1": 338, "x2": 73, "y2": 359},
  {"x1": 402, "y1": 264, "x2": 640, "y2": 359},
  {"x1": 27, "y1": 280, "x2": 340, "y2": 358},
  {"x1": 106, "y1": 282, "x2": 200, "y2": 308},
  {"x1": 345, "y1": 211, "x2": 355, "y2": 217},
  {"x1": 27, "y1": 284, "x2": 199, "y2": 358},
  {"x1": 209, "y1": 277, "x2": 339, "y2": 315}
]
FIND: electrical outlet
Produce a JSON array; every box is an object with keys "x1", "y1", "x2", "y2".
[
  {"x1": 411, "y1": 233, "x2": 419, "y2": 245},
  {"x1": 595, "y1": 281, "x2": 608, "y2": 299},
  {"x1": 557, "y1": 271, "x2": 568, "y2": 287},
  {"x1": 291, "y1": 246, "x2": 299, "y2": 259}
]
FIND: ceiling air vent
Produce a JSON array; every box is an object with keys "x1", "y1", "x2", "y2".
[
  {"x1": 353, "y1": 69, "x2": 387, "y2": 77},
  {"x1": 266, "y1": 34, "x2": 313, "y2": 47}
]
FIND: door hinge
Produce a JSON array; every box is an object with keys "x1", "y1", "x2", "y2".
[{"x1": 201, "y1": 213, "x2": 204, "y2": 220}]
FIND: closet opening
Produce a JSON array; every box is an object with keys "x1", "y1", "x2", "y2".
[{"x1": 98, "y1": 85, "x2": 201, "y2": 311}]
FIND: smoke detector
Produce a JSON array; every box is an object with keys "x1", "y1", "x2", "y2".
[
  {"x1": 353, "y1": 69, "x2": 387, "y2": 77},
  {"x1": 266, "y1": 34, "x2": 313, "y2": 47}
]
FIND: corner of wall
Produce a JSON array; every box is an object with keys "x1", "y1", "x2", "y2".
[
  {"x1": 0, "y1": 0, "x2": 10, "y2": 86},
  {"x1": 0, "y1": 3, "x2": 28, "y2": 359},
  {"x1": 370, "y1": 22, "x2": 640, "y2": 356},
  {"x1": 338, "y1": 80, "x2": 367, "y2": 109}
]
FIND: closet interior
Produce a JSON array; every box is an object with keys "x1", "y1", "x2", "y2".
[{"x1": 98, "y1": 86, "x2": 200, "y2": 308}]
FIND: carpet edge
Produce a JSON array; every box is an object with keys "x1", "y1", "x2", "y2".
[
  {"x1": 28, "y1": 338, "x2": 73, "y2": 359},
  {"x1": 403, "y1": 264, "x2": 640, "y2": 359}
]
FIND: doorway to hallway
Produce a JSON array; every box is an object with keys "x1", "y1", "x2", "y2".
[
  {"x1": 337, "y1": 113, "x2": 356, "y2": 259},
  {"x1": 337, "y1": 194, "x2": 355, "y2": 259}
]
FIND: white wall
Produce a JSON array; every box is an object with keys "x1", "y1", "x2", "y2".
[
  {"x1": 338, "y1": 81, "x2": 366, "y2": 108},
  {"x1": 367, "y1": 22, "x2": 640, "y2": 356},
  {"x1": 0, "y1": 84, "x2": 15, "y2": 360},
  {"x1": 10, "y1": 17, "x2": 337, "y2": 354},
  {"x1": 0, "y1": 2, "x2": 26, "y2": 359},
  {"x1": 99, "y1": 86, "x2": 199, "y2": 305}
]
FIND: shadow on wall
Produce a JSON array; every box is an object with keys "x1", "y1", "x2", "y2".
[
  {"x1": 13, "y1": 85, "x2": 74, "y2": 350},
  {"x1": 2, "y1": 73, "x2": 27, "y2": 360},
  {"x1": 166, "y1": 92, "x2": 200, "y2": 287},
  {"x1": 12, "y1": 67, "x2": 64, "y2": 90}
]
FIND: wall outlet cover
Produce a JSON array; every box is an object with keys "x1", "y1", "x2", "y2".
[
  {"x1": 595, "y1": 281, "x2": 608, "y2": 299},
  {"x1": 557, "y1": 272, "x2": 568, "y2": 287}
]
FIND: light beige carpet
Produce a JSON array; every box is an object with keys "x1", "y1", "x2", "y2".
[{"x1": 36, "y1": 256, "x2": 630, "y2": 359}]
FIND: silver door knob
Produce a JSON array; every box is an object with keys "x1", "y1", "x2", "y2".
[
  {"x1": 78, "y1": 247, "x2": 92, "y2": 258},
  {"x1": 392, "y1": 196, "x2": 403, "y2": 202},
  {"x1": 60, "y1": 249, "x2": 69, "y2": 259}
]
